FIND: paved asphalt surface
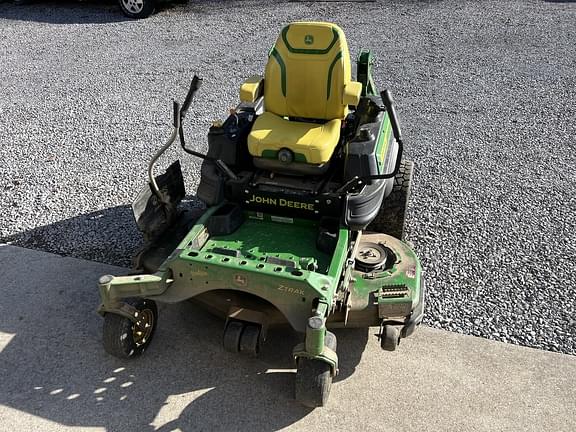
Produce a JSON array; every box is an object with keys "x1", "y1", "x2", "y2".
[
  {"x1": 1, "y1": 245, "x2": 575, "y2": 432},
  {"x1": 0, "y1": 0, "x2": 575, "y2": 355}
]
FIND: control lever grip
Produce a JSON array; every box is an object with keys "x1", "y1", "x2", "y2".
[
  {"x1": 181, "y1": 75, "x2": 202, "y2": 118},
  {"x1": 173, "y1": 101, "x2": 180, "y2": 128},
  {"x1": 381, "y1": 89, "x2": 402, "y2": 142}
]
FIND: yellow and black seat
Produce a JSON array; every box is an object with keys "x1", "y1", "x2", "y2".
[{"x1": 240, "y1": 22, "x2": 362, "y2": 175}]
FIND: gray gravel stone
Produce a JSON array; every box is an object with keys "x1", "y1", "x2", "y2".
[{"x1": 0, "y1": 0, "x2": 574, "y2": 355}]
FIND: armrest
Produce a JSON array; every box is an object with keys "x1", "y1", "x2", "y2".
[
  {"x1": 343, "y1": 81, "x2": 362, "y2": 106},
  {"x1": 240, "y1": 76, "x2": 264, "y2": 103}
]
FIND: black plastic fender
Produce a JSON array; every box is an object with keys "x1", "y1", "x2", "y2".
[{"x1": 343, "y1": 177, "x2": 392, "y2": 231}]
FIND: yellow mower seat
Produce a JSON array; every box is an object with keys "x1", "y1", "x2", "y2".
[
  {"x1": 248, "y1": 112, "x2": 341, "y2": 165},
  {"x1": 245, "y1": 22, "x2": 361, "y2": 168}
]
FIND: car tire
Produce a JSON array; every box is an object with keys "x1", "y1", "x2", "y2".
[{"x1": 118, "y1": 0, "x2": 156, "y2": 19}]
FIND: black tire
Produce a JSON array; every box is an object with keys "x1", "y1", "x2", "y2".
[
  {"x1": 368, "y1": 160, "x2": 413, "y2": 240},
  {"x1": 380, "y1": 325, "x2": 400, "y2": 351},
  {"x1": 295, "y1": 358, "x2": 333, "y2": 408},
  {"x1": 223, "y1": 321, "x2": 244, "y2": 353},
  {"x1": 118, "y1": 0, "x2": 155, "y2": 19},
  {"x1": 239, "y1": 324, "x2": 261, "y2": 357},
  {"x1": 103, "y1": 298, "x2": 158, "y2": 359}
]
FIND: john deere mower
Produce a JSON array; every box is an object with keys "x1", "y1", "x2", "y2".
[{"x1": 98, "y1": 21, "x2": 425, "y2": 407}]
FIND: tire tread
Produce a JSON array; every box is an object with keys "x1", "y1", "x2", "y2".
[{"x1": 368, "y1": 159, "x2": 414, "y2": 239}]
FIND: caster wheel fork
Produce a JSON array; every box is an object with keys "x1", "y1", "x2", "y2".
[{"x1": 294, "y1": 330, "x2": 338, "y2": 408}]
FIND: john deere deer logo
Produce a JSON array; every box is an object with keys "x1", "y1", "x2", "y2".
[{"x1": 304, "y1": 34, "x2": 314, "y2": 45}]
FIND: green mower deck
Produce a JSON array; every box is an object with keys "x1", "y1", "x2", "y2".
[{"x1": 99, "y1": 203, "x2": 423, "y2": 342}]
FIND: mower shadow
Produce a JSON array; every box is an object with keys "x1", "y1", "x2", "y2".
[
  {"x1": 1, "y1": 204, "x2": 143, "y2": 267},
  {"x1": 1, "y1": 198, "x2": 205, "y2": 267},
  {"x1": 0, "y1": 208, "x2": 369, "y2": 430}
]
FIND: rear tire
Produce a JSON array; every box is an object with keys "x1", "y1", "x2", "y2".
[
  {"x1": 368, "y1": 160, "x2": 413, "y2": 240},
  {"x1": 295, "y1": 358, "x2": 333, "y2": 408},
  {"x1": 118, "y1": 0, "x2": 155, "y2": 19}
]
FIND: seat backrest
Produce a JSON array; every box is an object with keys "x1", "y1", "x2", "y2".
[{"x1": 264, "y1": 22, "x2": 353, "y2": 121}]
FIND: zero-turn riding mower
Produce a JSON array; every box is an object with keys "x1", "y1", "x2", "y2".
[{"x1": 98, "y1": 21, "x2": 425, "y2": 407}]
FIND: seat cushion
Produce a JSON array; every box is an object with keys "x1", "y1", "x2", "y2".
[{"x1": 247, "y1": 112, "x2": 341, "y2": 165}]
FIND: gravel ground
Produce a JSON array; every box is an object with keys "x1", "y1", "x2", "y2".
[{"x1": 0, "y1": 0, "x2": 575, "y2": 354}]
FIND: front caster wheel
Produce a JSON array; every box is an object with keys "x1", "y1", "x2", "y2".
[
  {"x1": 223, "y1": 321, "x2": 244, "y2": 353},
  {"x1": 103, "y1": 298, "x2": 158, "y2": 358},
  {"x1": 295, "y1": 359, "x2": 332, "y2": 408},
  {"x1": 239, "y1": 324, "x2": 261, "y2": 357},
  {"x1": 223, "y1": 321, "x2": 262, "y2": 356},
  {"x1": 380, "y1": 325, "x2": 400, "y2": 351}
]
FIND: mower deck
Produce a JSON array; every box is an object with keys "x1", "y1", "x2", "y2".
[{"x1": 99, "y1": 204, "x2": 422, "y2": 333}]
